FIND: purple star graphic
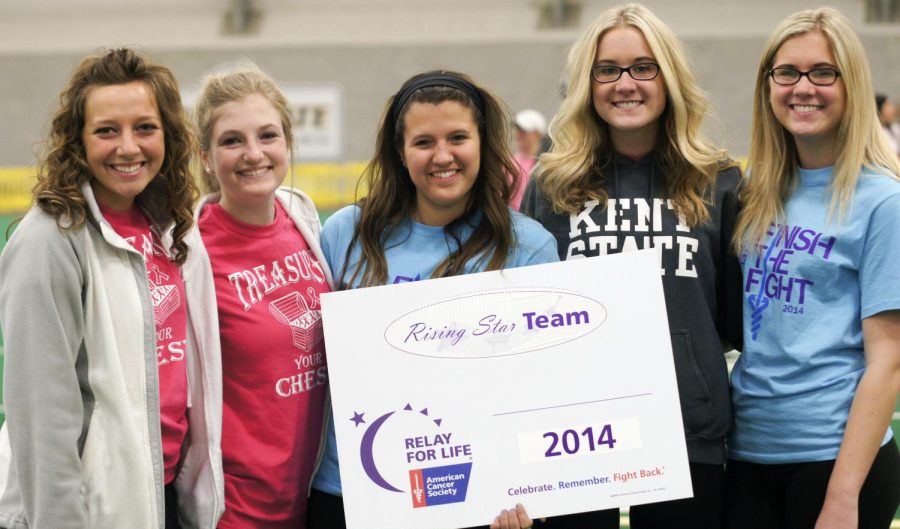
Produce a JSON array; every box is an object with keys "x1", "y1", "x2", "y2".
[{"x1": 350, "y1": 411, "x2": 366, "y2": 427}]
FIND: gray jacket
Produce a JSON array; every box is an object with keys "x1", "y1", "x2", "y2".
[{"x1": 0, "y1": 183, "x2": 223, "y2": 529}]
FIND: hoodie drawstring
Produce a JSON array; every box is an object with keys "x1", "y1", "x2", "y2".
[{"x1": 612, "y1": 157, "x2": 656, "y2": 253}]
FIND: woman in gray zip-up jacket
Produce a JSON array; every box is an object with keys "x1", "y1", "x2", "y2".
[{"x1": 0, "y1": 48, "x2": 223, "y2": 529}]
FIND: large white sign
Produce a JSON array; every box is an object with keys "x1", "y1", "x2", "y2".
[{"x1": 321, "y1": 250, "x2": 691, "y2": 529}]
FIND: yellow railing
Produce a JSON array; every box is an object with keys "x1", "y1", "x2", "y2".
[
  {"x1": 0, "y1": 168, "x2": 34, "y2": 213},
  {"x1": 0, "y1": 163, "x2": 369, "y2": 214}
]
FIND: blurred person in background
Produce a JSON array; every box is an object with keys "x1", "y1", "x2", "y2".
[
  {"x1": 509, "y1": 109, "x2": 547, "y2": 210},
  {"x1": 727, "y1": 8, "x2": 900, "y2": 529},
  {"x1": 876, "y1": 93, "x2": 900, "y2": 156}
]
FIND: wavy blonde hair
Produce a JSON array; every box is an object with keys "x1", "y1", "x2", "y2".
[
  {"x1": 537, "y1": 2, "x2": 732, "y2": 225},
  {"x1": 735, "y1": 7, "x2": 900, "y2": 251},
  {"x1": 195, "y1": 63, "x2": 294, "y2": 193},
  {"x1": 33, "y1": 48, "x2": 198, "y2": 265}
]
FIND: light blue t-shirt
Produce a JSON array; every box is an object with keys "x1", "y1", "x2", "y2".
[
  {"x1": 730, "y1": 166, "x2": 900, "y2": 464},
  {"x1": 311, "y1": 206, "x2": 559, "y2": 495}
]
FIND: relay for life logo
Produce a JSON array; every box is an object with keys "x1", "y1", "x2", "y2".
[{"x1": 350, "y1": 403, "x2": 473, "y2": 508}]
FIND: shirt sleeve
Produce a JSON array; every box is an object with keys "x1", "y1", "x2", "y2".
[
  {"x1": 510, "y1": 213, "x2": 561, "y2": 267},
  {"x1": 0, "y1": 212, "x2": 91, "y2": 529},
  {"x1": 321, "y1": 206, "x2": 359, "y2": 288},
  {"x1": 525, "y1": 234, "x2": 561, "y2": 266},
  {"x1": 860, "y1": 191, "x2": 900, "y2": 319},
  {"x1": 716, "y1": 166, "x2": 745, "y2": 352}
]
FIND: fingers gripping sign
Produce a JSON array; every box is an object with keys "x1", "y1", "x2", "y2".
[{"x1": 491, "y1": 503, "x2": 533, "y2": 529}]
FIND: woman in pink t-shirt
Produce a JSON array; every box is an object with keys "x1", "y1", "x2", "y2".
[{"x1": 193, "y1": 65, "x2": 335, "y2": 529}]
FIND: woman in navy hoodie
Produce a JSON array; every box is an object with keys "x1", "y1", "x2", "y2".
[{"x1": 521, "y1": 3, "x2": 743, "y2": 528}]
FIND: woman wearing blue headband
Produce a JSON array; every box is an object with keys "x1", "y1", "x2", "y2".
[{"x1": 306, "y1": 70, "x2": 559, "y2": 529}]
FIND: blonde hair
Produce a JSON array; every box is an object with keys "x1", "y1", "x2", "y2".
[
  {"x1": 735, "y1": 7, "x2": 900, "y2": 251},
  {"x1": 195, "y1": 64, "x2": 294, "y2": 193},
  {"x1": 537, "y1": 2, "x2": 732, "y2": 225}
]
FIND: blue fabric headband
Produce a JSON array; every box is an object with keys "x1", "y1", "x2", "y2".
[{"x1": 390, "y1": 74, "x2": 485, "y2": 124}]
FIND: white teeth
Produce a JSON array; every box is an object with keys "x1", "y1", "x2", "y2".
[
  {"x1": 239, "y1": 167, "x2": 268, "y2": 177},
  {"x1": 792, "y1": 105, "x2": 820, "y2": 113},
  {"x1": 112, "y1": 163, "x2": 141, "y2": 173},
  {"x1": 432, "y1": 170, "x2": 456, "y2": 178},
  {"x1": 614, "y1": 101, "x2": 641, "y2": 109}
]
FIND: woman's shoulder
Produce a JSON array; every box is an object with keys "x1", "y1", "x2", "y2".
[
  {"x1": 859, "y1": 166, "x2": 900, "y2": 192},
  {"x1": 323, "y1": 204, "x2": 360, "y2": 227},
  {"x1": 321, "y1": 204, "x2": 362, "y2": 242},
  {"x1": 275, "y1": 186, "x2": 320, "y2": 220},
  {"x1": 510, "y1": 209, "x2": 555, "y2": 245},
  {"x1": 194, "y1": 193, "x2": 219, "y2": 220},
  {"x1": 714, "y1": 162, "x2": 743, "y2": 189},
  {"x1": 7, "y1": 206, "x2": 85, "y2": 247},
  {"x1": 0, "y1": 206, "x2": 87, "y2": 278},
  {"x1": 856, "y1": 167, "x2": 900, "y2": 209}
]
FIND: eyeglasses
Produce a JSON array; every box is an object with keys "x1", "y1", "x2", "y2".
[
  {"x1": 769, "y1": 67, "x2": 841, "y2": 86},
  {"x1": 591, "y1": 62, "x2": 660, "y2": 83}
]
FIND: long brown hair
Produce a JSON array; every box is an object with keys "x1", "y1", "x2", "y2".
[
  {"x1": 341, "y1": 70, "x2": 518, "y2": 288},
  {"x1": 33, "y1": 47, "x2": 198, "y2": 264}
]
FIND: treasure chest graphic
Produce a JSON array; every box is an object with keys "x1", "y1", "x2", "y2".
[
  {"x1": 269, "y1": 291, "x2": 323, "y2": 350},
  {"x1": 149, "y1": 265, "x2": 180, "y2": 326}
]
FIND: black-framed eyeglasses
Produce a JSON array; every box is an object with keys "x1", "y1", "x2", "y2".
[
  {"x1": 591, "y1": 62, "x2": 660, "y2": 83},
  {"x1": 768, "y1": 67, "x2": 841, "y2": 86}
]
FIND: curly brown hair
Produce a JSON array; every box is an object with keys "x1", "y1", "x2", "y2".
[{"x1": 33, "y1": 47, "x2": 198, "y2": 265}]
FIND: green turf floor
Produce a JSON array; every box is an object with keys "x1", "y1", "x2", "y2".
[{"x1": 0, "y1": 214, "x2": 13, "y2": 422}]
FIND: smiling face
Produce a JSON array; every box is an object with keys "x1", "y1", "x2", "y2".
[
  {"x1": 202, "y1": 93, "x2": 289, "y2": 223},
  {"x1": 400, "y1": 100, "x2": 481, "y2": 227},
  {"x1": 592, "y1": 26, "x2": 666, "y2": 155},
  {"x1": 82, "y1": 81, "x2": 164, "y2": 211},
  {"x1": 769, "y1": 30, "x2": 846, "y2": 166}
]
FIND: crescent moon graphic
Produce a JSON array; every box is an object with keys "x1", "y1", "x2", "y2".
[{"x1": 360, "y1": 411, "x2": 403, "y2": 492}]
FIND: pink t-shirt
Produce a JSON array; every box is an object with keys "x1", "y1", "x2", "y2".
[
  {"x1": 510, "y1": 152, "x2": 537, "y2": 211},
  {"x1": 198, "y1": 201, "x2": 330, "y2": 529},
  {"x1": 99, "y1": 203, "x2": 188, "y2": 485}
]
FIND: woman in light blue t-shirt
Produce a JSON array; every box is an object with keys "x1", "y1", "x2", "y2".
[
  {"x1": 727, "y1": 7, "x2": 900, "y2": 529},
  {"x1": 306, "y1": 70, "x2": 559, "y2": 529}
]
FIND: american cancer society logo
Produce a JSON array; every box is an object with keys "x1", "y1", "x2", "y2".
[{"x1": 350, "y1": 403, "x2": 473, "y2": 508}]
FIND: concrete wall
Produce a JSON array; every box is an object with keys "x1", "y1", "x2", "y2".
[{"x1": 1, "y1": 0, "x2": 898, "y2": 167}]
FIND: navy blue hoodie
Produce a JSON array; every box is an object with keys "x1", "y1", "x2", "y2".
[{"x1": 521, "y1": 153, "x2": 743, "y2": 464}]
